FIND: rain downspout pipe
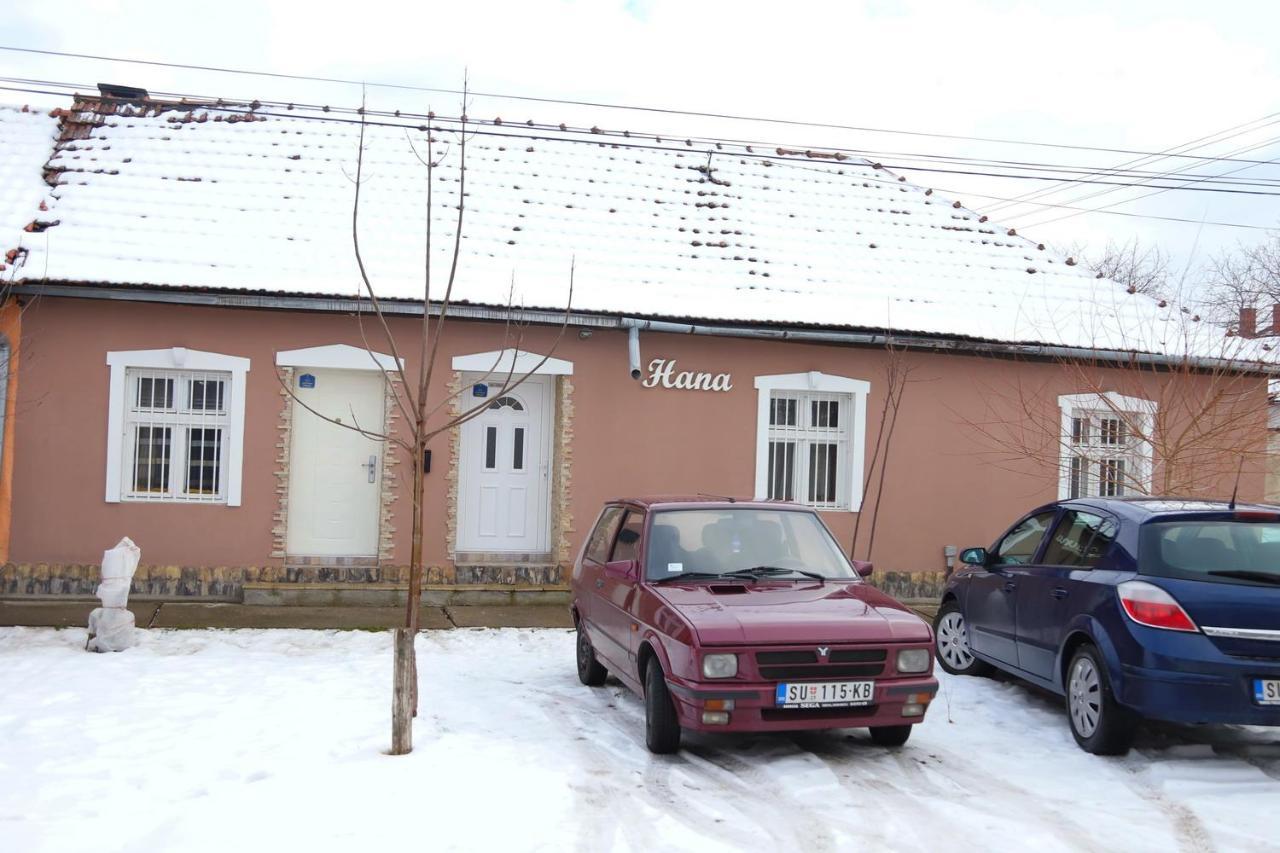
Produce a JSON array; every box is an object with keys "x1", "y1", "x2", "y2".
[{"x1": 626, "y1": 323, "x2": 642, "y2": 380}]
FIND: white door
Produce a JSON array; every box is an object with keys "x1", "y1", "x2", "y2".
[
  {"x1": 457, "y1": 375, "x2": 553, "y2": 553},
  {"x1": 286, "y1": 368, "x2": 385, "y2": 556}
]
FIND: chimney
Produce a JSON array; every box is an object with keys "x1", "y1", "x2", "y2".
[
  {"x1": 1271, "y1": 304, "x2": 1280, "y2": 336},
  {"x1": 1240, "y1": 306, "x2": 1258, "y2": 338},
  {"x1": 96, "y1": 83, "x2": 149, "y2": 103}
]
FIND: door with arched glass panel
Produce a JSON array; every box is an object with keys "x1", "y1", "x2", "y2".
[{"x1": 457, "y1": 375, "x2": 553, "y2": 553}]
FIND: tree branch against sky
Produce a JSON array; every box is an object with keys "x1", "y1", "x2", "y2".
[{"x1": 276, "y1": 90, "x2": 574, "y2": 755}]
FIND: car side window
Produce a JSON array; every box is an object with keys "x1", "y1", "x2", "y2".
[
  {"x1": 611, "y1": 511, "x2": 646, "y2": 563},
  {"x1": 585, "y1": 507, "x2": 624, "y2": 564},
  {"x1": 1043, "y1": 511, "x2": 1116, "y2": 568},
  {"x1": 994, "y1": 511, "x2": 1056, "y2": 565}
]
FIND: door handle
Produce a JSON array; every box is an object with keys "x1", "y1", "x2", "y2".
[
  {"x1": 1004, "y1": 581, "x2": 1017, "y2": 593},
  {"x1": 363, "y1": 454, "x2": 378, "y2": 483},
  {"x1": 595, "y1": 579, "x2": 604, "y2": 589},
  {"x1": 1051, "y1": 587, "x2": 1069, "y2": 599}
]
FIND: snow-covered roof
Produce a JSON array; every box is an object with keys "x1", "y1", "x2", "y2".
[
  {"x1": 3, "y1": 96, "x2": 1185, "y2": 350},
  {"x1": 0, "y1": 105, "x2": 59, "y2": 277}
]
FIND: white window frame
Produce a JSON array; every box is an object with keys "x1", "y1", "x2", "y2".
[
  {"x1": 105, "y1": 348, "x2": 250, "y2": 506},
  {"x1": 753, "y1": 372, "x2": 870, "y2": 512},
  {"x1": 1057, "y1": 391, "x2": 1157, "y2": 500}
]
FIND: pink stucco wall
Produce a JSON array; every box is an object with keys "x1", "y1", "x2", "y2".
[{"x1": 10, "y1": 296, "x2": 1269, "y2": 574}]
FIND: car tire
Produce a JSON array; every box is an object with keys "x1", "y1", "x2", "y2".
[
  {"x1": 868, "y1": 725, "x2": 913, "y2": 747},
  {"x1": 1066, "y1": 644, "x2": 1137, "y2": 756},
  {"x1": 934, "y1": 601, "x2": 994, "y2": 677},
  {"x1": 644, "y1": 660, "x2": 682, "y2": 754},
  {"x1": 575, "y1": 623, "x2": 608, "y2": 687}
]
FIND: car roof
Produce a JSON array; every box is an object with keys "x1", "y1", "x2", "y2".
[
  {"x1": 604, "y1": 495, "x2": 814, "y2": 512},
  {"x1": 1062, "y1": 496, "x2": 1280, "y2": 520}
]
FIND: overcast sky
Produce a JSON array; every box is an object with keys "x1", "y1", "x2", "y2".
[{"x1": 5, "y1": 0, "x2": 1279, "y2": 292}]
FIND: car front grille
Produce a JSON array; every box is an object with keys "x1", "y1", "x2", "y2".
[{"x1": 755, "y1": 648, "x2": 887, "y2": 680}]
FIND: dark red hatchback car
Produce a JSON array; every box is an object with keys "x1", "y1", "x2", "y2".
[{"x1": 571, "y1": 497, "x2": 938, "y2": 753}]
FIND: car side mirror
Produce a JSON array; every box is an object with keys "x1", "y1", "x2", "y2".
[
  {"x1": 604, "y1": 559, "x2": 638, "y2": 582},
  {"x1": 959, "y1": 547, "x2": 989, "y2": 566},
  {"x1": 851, "y1": 559, "x2": 874, "y2": 578}
]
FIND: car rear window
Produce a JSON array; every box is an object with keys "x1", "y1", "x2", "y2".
[
  {"x1": 584, "y1": 507, "x2": 624, "y2": 564},
  {"x1": 1140, "y1": 520, "x2": 1280, "y2": 587}
]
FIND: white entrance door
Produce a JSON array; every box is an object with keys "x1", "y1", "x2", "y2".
[
  {"x1": 286, "y1": 368, "x2": 385, "y2": 556},
  {"x1": 457, "y1": 375, "x2": 553, "y2": 553}
]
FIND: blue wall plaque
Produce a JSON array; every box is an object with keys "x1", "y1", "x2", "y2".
[
  {"x1": 472, "y1": 383, "x2": 489, "y2": 398},
  {"x1": 299, "y1": 373, "x2": 316, "y2": 389}
]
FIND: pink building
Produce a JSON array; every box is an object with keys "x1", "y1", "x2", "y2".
[{"x1": 0, "y1": 90, "x2": 1267, "y2": 604}]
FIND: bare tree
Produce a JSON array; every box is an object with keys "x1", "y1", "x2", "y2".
[
  {"x1": 1065, "y1": 238, "x2": 1173, "y2": 299},
  {"x1": 958, "y1": 320, "x2": 1270, "y2": 501},
  {"x1": 851, "y1": 340, "x2": 915, "y2": 562},
  {"x1": 1204, "y1": 233, "x2": 1280, "y2": 329},
  {"x1": 276, "y1": 94, "x2": 574, "y2": 754}
]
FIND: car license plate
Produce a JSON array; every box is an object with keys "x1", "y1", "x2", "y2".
[
  {"x1": 1255, "y1": 679, "x2": 1280, "y2": 706},
  {"x1": 775, "y1": 680, "x2": 874, "y2": 708}
]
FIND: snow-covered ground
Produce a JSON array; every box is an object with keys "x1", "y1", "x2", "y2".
[{"x1": 1, "y1": 627, "x2": 1277, "y2": 853}]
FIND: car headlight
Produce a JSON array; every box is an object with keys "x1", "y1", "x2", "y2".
[
  {"x1": 896, "y1": 648, "x2": 931, "y2": 674},
  {"x1": 701, "y1": 653, "x2": 738, "y2": 679}
]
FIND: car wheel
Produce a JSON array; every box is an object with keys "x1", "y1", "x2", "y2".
[
  {"x1": 868, "y1": 725, "x2": 913, "y2": 747},
  {"x1": 575, "y1": 623, "x2": 608, "y2": 687},
  {"x1": 1066, "y1": 644, "x2": 1137, "y2": 755},
  {"x1": 934, "y1": 601, "x2": 993, "y2": 677},
  {"x1": 644, "y1": 660, "x2": 682, "y2": 754}
]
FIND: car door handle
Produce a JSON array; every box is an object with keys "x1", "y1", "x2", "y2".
[
  {"x1": 595, "y1": 579, "x2": 604, "y2": 589},
  {"x1": 1051, "y1": 587, "x2": 1069, "y2": 599},
  {"x1": 1004, "y1": 582, "x2": 1017, "y2": 593}
]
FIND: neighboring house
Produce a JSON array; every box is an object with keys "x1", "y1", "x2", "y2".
[{"x1": 0, "y1": 88, "x2": 1269, "y2": 602}]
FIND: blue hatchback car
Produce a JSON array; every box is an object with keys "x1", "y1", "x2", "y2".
[{"x1": 936, "y1": 497, "x2": 1280, "y2": 754}]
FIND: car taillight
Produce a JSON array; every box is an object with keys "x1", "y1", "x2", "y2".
[{"x1": 1117, "y1": 581, "x2": 1198, "y2": 633}]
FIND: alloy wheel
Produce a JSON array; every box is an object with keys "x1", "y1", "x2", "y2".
[
  {"x1": 1069, "y1": 656, "x2": 1102, "y2": 738},
  {"x1": 937, "y1": 611, "x2": 976, "y2": 670}
]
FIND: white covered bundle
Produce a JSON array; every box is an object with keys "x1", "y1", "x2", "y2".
[{"x1": 87, "y1": 537, "x2": 141, "y2": 653}]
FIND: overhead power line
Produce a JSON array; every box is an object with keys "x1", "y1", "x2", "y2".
[
  {"x1": 0, "y1": 80, "x2": 1275, "y2": 232},
  {"x1": 4, "y1": 42, "x2": 1280, "y2": 168},
  {"x1": 984, "y1": 111, "x2": 1280, "y2": 217},
  {"x1": 6, "y1": 77, "x2": 1280, "y2": 201}
]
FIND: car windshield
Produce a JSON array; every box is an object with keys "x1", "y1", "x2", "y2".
[
  {"x1": 645, "y1": 508, "x2": 857, "y2": 581},
  {"x1": 1140, "y1": 519, "x2": 1280, "y2": 586}
]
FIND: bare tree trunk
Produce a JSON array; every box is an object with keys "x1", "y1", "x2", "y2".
[
  {"x1": 390, "y1": 627, "x2": 414, "y2": 755},
  {"x1": 406, "y1": 434, "x2": 426, "y2": 719}
]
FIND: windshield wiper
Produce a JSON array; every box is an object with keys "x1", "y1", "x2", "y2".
[
  {"x1": 723, "y1": 565, "x2": 827, "y2": 583},
  {"x1": 1207, "y1": 569, "x2": 1280, "y2": 586},
  {"x1": 652, "y1": 571, "x2": 723, "y2": 584}
]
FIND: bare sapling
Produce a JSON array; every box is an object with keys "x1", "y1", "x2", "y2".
[{"x1": 276, "y1": 86, "x2": 574, "y2": 754}]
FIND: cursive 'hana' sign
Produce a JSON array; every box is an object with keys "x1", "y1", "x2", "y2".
[{"x1": 642, "y1": 358, "x2": 733, "y2": 392}]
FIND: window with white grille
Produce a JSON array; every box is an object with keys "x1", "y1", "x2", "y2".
[
  {"x1": 106, "y1": 348, "x2": 250, "y2": 506},
  {"x1": 124, "y1": 369, "x2": 230, "y2": 501},
  {"x1": 754, "y1": 373, "x2": 869, "y2": 512},
  {"x1": 1058, "y1": 393, "x2": 1156, "y2": 500}
]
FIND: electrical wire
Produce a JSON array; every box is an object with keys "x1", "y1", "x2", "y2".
[
  {"x1": 4, "y1": 42, "x2": 1280, "y2": 168},
  {"x1": 0, "y1": 80, "x2": 1275, "y2": 231},
  {"x1": 6, "y1": 77, "x2": 1280, "y2": 200}
]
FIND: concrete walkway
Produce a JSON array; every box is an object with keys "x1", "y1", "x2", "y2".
[{"x1": 1, "y1": 599, "x2": 938, "y2": 631}]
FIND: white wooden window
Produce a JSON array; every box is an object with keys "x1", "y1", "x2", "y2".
[
  {"x1": 106, "y1": 348, "x2": 250, "y2": 505},
  {"x1": 124, "y1": 369, "x2": 231, "y2": 501},
  {"x1": 1058, "y1": 392, "x2": 1157, "y2": 500},
  {"x1": 754, "y1": 372, "x2": 870, "y2": 512}
]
